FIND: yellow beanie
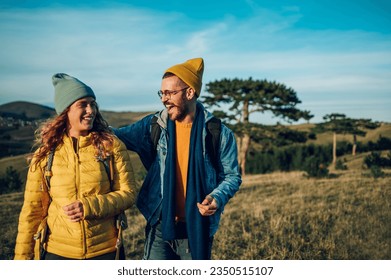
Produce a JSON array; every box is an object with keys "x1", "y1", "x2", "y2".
[{"x1": 164, "y1": 58, "x2": 204, "y2": 96}]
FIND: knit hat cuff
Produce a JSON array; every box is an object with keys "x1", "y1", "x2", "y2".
[{"x1": 52, "y1": 73, "x2": 96, "y2": 115}]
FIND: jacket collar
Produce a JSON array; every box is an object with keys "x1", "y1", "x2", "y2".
[
  {"x1": 155, "y1": 101, "x2": 214, "y2": 130},
  {"x1": 63, "y1": 133, "x2": 92, "y2": 149}
]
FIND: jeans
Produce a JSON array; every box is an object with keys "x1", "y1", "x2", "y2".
[
  {"x1": 43, "y1": 251, "x2": 117, "y2": 260},
  {"x1": 143, "y1": 220, "x2": 213, "y2": 260}
]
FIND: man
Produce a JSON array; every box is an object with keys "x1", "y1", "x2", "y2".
[{"x1": 114, "y1": 58, "x2": 241, "y2": 260}]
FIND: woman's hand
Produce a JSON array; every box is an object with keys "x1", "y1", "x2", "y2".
[{"x1": 63, "y1": 201, "x2": 84, "y2": 222}]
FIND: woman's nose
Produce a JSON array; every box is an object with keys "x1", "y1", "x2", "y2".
[{"x1": 85, "y1": 104, "x2": 93, "y2": 113}]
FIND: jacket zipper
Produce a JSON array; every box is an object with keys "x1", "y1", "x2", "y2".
[{"x1": 73, "y1": 138, "x2": 87, "y2": 258}]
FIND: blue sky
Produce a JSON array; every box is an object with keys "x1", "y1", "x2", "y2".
[{"x1": 0, "y1": 0, "x2": 390, "y2": 124}]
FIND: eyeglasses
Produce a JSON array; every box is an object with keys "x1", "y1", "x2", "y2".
[{"x1": 157, "y1": 87, "x2": 189, "y2": 99}]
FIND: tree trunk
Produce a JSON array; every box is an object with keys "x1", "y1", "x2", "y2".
[
  {"x1": 239, "y1": 133, "x2": 251, "y2": 176},
  {"x1": 238, "y1": 99, "x2": 250, "y2": 176},
  {"x1": 352, "y1": 134, "x2": 357, "y2": 156},
  {"x1": 333, "y1": 132, "x2": 337, "y2": 166},
  {"x1": 237, "y1": 135, "x2": 243, "y2": 173}
]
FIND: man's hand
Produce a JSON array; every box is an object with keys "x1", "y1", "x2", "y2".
[
  {"x1": 197, "y1": 195, "x2": 218, "y2": 216},
  {"x1": 63, "y1": 201, "x2": 84, "y2": 222}
]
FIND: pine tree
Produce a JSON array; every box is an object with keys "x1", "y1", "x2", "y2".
[
  {"x1": 315, "y1": 114, "x2": 379, "y2": 166},
  {"x1": 202, "y1": 77, "x2": 312, "y2": 175}
]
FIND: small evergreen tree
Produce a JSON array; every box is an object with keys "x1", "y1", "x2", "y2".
[
  {"x1": 0, "y1": 166, "x2": 23, "y2": 194},
  {"x1": 314, "y1": 114, "x2": 379, "y2": 166},
  {"x1": 303, "y1": 156, "x2": 329, "y2": 178}
]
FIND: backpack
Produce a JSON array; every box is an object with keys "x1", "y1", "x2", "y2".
[
  {"x1": 42, "y1": 147, "x2": 127, "y2": 260},
  {"x1": 150, "y1": 115, "x2": 221, "y2": 169}
]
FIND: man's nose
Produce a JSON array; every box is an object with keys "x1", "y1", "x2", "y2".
[{"x1": 161, "y1": 94, "x2": 170, "y2": 101}]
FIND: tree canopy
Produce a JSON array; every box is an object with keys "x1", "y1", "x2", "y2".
[
  {"x1": 201, "y1": 77, "x2": 313, "y2": 175},
  {"x1": 314, "y1": 113, "x2": 380, "y2": 164}
]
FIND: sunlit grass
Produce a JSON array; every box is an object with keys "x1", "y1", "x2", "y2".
[
  {"x1": 214, "y1": 171, "x2": 391, "y2": 260},
  {"x1": 1, "y1": 170, "x2": 390, "y2": 260}
]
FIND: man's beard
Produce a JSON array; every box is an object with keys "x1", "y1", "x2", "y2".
[
  {"x1": 166, "y1": 96, "x2": 189, "y2": 122},
  {"x1": 168, "y1": 104, "x2": 189, "y2": 122}
]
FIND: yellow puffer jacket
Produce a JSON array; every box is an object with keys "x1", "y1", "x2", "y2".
[{"x1": 14, "y1": 134, "x2": 137, "y2": 259}]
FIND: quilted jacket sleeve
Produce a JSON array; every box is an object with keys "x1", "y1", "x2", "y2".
[
  {"x1": 14, "y1": 158, "x2": 45, "y2": 260},
  {"x1": 81, "y1": 137, "x2": 137, "y2": 219}
]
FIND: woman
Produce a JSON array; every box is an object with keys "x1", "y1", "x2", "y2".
[{"x1": 14, "y1": 73, "x2": 137, "y2": 260}]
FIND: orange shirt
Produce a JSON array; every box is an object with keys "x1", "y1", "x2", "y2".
[{"x1": 175, "y1": 121, "x2": 192, "y2": 221}]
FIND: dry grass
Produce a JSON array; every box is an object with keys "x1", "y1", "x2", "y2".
[
  {"x1": 1, "y1": 169, "x2": 390, "y2": 260},
  {"x1": 0, "y1": 192, "x2": 24, "y2": 259},
  {"x1": 214, "y1": 171, "x2": 391, "y2": 260}
]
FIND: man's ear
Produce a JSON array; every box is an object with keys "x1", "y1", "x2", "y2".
[{"x1": 186, "y1": 87, "x2": 196, "y2": 100}]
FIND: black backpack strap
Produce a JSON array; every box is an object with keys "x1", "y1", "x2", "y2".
[
  {"x1": 45, "y1": 148, "x2": 55, "y2": 190},
  {"x1": 150, "y1": 115, "x2": 161, "y2": 152},
  {"x1": 206, "y1": 117, "x2": 221, "y2": 170},
  {"x1": 95, "y1": 153, "x2": 128, "y2": 259},
  {"x1": 150, "y1": 114, "x2": 221, "y2": 170},
  {"x1": 100, "y1": 155, "x2": 114, "y2": 190}
]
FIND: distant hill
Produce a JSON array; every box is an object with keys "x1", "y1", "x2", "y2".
[
  {"x1": 0, "y1": 101, "x2": 152, "y2": 127},
  {"x1": 1, "y1": 100, "x2": 391, "y2": 189},
  {"x1": 0, "y1": 101, "x2": 55, "y2": 120},
  {"x1": 0, "y1": 101, "x2": 153, "y2": 158},
  {"x1": 1, "y1": 100, "x2": 390, "y2": 159}
]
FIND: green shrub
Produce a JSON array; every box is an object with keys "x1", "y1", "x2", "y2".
[
  {"x1": 0, "y1": 166, "x2": 23, "y2": 194},
  {"x1": 364, "y1": 151, "x2": 391, "y2": 168},
  {"x1": 370, "y1": 165, "x2": 385, "y2": 178},
  {"x1": 335, "y1": 159, "x2": 348, "y2": 170},
  {"x1": 303, "y1": 156, "x2": 329, "y2": 178}
]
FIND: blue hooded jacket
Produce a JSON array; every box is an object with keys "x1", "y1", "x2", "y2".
[{"x1": 113, "y1": 102, "x2": 242, "y2": 236}]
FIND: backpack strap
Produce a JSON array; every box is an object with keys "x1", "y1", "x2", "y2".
[
  {"x1": 150, "y1": 115, "x2": 221, "y2": 170},
  {"x1": 100, "y1": 155, "x2": 114, "y2": 190},
  {"x1": 44, "y1": 148, "x2": 55, "y2": 190},
  {"x1": 96, "y1": 153, "x2": 128, "y2": 259},
  {"x1": 205, "y1": 117, "x2": 221, "y2": 170},
  {"x1": 98, "y1": 154, "x2": 128, "y2": 229},
  {"x1": 150, "y1": 115, "x2": 160, "y2": 153},
  {"x1": 35, "y1": 147, "x2": 55, "y2": 258}
]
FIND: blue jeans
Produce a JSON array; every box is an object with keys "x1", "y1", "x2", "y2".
[{"x1": 143, "y1": 220, "x2": 213, "y2": 260}]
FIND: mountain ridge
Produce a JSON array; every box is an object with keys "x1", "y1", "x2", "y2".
[{"x1": 0, "y1": 101, "x2": 153, "y2": 158}]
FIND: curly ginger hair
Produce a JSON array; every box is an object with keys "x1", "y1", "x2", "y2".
[{"x1": 30, "y1": 103, "x2": 114, "y2": 168}]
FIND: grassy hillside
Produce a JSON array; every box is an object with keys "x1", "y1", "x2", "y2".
[
  {"x1": 2, "y1": 122, "x2": 389, "y2": 176},
  {"x1": 291, "y1": 122, "x2": 391, "y2": 146},
  {"x1": 215, "y1": 170, "x2": 390, "y2": 259},
  {"x1": 100, "y1": 110, "x2": 152, "y2": 128},
  {"x1": 0, "y1": 154, "x2": 30, "y2": 186},
  {"x1": 1, "y1": 169, "x2": 390, "y2": 260},
  {"x1": 1, "y1": 102, "x2": 390, "y2": 259},
  {"x1": 1, "y1": 101, "x2": 389, "y2": 159}
]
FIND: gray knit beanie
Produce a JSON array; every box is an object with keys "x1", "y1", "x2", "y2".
[{"x1": 52, "y1": 73, "x2": 96, "y2": 115}]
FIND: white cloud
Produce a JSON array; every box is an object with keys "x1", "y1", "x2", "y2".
[{"x1": 0, "y1": 5, "x2": 390, "y2": 123}]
